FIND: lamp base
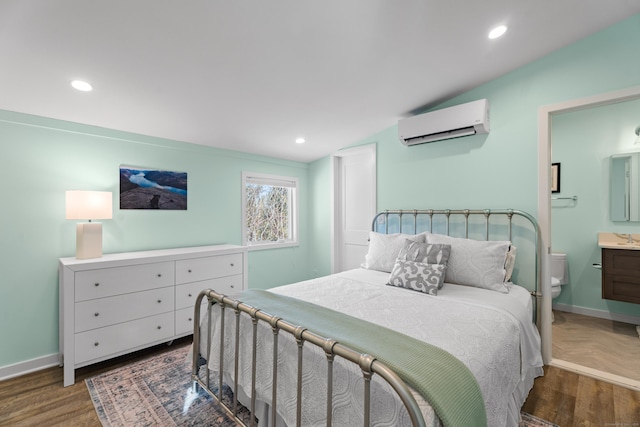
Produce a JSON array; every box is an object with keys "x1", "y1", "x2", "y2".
[{"x1": 76, "y1": 222, "x2": 103, "y2": 259}]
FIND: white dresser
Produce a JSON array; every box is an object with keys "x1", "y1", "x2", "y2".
[{"x1": 59, "y1": 244, "x2": 247, "y2": 386}]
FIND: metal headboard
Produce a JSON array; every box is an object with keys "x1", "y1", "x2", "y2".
[{"x1": 372, "y1": 209, "x2": 542, "y2": 324}]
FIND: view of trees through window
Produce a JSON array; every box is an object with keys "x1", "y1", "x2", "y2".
[{"x1": 245, "y1": 184, "x2": 290, "y2": 243}]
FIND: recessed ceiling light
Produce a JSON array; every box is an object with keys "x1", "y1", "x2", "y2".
[
  {"x1": 71, "y1": 80, "x2": 93, "y2": 92},
  {"x1": 295, "y1": 137, "x2": 305, "y2": 144},
  {"x1": 488, "y1": 25, "x2": 507, "y2": 39}
]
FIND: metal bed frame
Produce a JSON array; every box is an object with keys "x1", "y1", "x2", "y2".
[
  {"x1": 372, "y1": 209, "x2": 541, "y2": 316},
  {"x1": 191, "y1": 209, "x2": 542, "y2": 427}
]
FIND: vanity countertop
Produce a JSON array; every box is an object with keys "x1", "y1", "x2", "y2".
[{"x1": 598, "y1": 232, "x2": 640, "y2": 250}]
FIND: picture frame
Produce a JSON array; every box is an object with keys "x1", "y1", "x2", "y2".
[
  {"x1": 551, "y1": 163, "x2": 561, "y2": 193},
  {"x1": 120, "y1": 165, "x2": 188, "y2": 210}
]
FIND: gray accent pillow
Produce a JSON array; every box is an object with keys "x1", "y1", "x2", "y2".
[
  {"x1": 387, "y1": 259, "x2": 447, "y2": 295},
  {"x1": 397, "y1": 240, "x2": 451, "y2": 264},
  {"x1": 396, "y1": 240, "x2": 451, "y2": 288}
]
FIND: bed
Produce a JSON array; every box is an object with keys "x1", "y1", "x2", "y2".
[{"x1": 191, "y1": 209, "x2": 544, "y2": 427}]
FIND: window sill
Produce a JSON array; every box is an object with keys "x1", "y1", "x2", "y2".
[{"x1": 246, "y1": 241, "x2": 299, "y2": 251}]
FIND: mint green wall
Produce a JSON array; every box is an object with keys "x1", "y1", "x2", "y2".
[
  {"x1": 551, "y1": 99, "x2": 640, "y2": 317},
  {"x1": 0, "y1": 111, "x2": 311, "y2": 368},
  {"x1": 308, "y1": 156, "x2": 333, "y2": 277},
  {"x1": 309, "y1": 15, "x2": 640, "y2": 317}
]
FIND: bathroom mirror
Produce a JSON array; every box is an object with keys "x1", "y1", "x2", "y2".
[{"x1": 610, "y1": 152, "x2": 640, "y2": 221}]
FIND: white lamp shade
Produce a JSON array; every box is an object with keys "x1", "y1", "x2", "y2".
[{"x1": 66, "y1": 191, "x2": 113, "y2": 220}]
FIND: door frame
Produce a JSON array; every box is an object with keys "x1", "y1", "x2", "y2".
[
  {"x1": 330, "y1": 144, "x2": 377, "y2": 273},
  {"x1": 538, "y1": 85, "x2": 640, "y2": 371}
]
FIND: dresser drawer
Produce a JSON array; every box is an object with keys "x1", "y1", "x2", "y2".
[
  {"x1": 75, "y1": 312, "x2": 175, "y2": 364},
  {"x1": 175, "y1": 275, "x2": 243, "y2": 310},
  {"x1": 176, "y1": 254, "x2": 242, "y2": 284},
  {"x1": 175, "y1": 305, "x2": 208, "y2": 336},
  {"x1": 75, "y1": 262, "x2": 174, "y2": 302},
  {"x1": 75, "y1": 287, "x2": 174, "y2": 333}
]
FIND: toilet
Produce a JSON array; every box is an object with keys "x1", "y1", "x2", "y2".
[{"x1": 551, "y1": 252, "x2": 568, "y2": 299}]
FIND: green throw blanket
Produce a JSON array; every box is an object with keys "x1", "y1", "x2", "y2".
[{"x1": 237, "y1": 289, "x2": 487, "y2": 427}]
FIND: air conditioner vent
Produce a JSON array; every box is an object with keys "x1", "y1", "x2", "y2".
[{"x1": 398, "y1": 99, "x2": 489, "y2": 146}]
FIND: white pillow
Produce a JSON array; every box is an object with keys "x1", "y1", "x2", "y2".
[
  {"x1": 425, "y1": 233, "x2": 511, "y2": 293},
  {"x1": 504, "y1": 246, "x2": 517, "y2": 282},
  {"x1": 361, "y1": 232, "x2": 426, "y2": 273}
]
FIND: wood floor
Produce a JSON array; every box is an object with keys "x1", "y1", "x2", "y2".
[
  {"x1": 0, "y1": 337, "x2": 191, "y2": 427},
  {"x1": 1, "y1": 335, "x2": 639, "y2": 426},
  {"x1": 522, "y1": 365, "x2": 640, "y2": 426},
  {"x1": 552, "y1": 310, "x2": 640, "y2": 381}
]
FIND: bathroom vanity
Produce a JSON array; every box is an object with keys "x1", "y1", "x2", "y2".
[
  {"x1": 602, "y1": 248, "x2": 640, "y2": 304},
  {"x1": 599, "y1": 233, "x2": 640, "y2": 304}
]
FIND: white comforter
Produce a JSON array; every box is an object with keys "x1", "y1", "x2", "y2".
[{"x1": 201, "y1": 268, "x2": 543, "y2": 427}]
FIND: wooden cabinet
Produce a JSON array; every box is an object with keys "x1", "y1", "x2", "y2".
[
  {"x1": 59, "y1": 244, "x2": 247, "y2": 386},
  {"x1": 602, "y1": 248, "x2": 640, "y2": 304}
]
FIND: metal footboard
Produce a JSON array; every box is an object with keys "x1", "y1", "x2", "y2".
[{"x1": 191, "y1": 289, "x2": 427, "y2": 427}]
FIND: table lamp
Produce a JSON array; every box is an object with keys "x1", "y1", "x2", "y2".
[{"x1": 65, "y1": 190, "x2": 113, "y2": 259}]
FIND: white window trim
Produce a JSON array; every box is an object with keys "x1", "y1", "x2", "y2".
[{"x1": 242, "y1": 171, "x2": 299, "y2": 251}]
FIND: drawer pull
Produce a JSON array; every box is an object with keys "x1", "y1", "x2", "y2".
[
  {"x1": 157, "y1": 273, "x2": 162, "y2": 278},
  {"x1": 230, "y1": 263, "x2": 234, "y2": 267},
  {"x1": 94, "y1": 283, "x2": 100, "y2": 287},
  {"x1": 157, "y1": 299, "x2": 162, "y2": 303},
  {"x1": 230, "y1": 285, "x2": 234, "y2": 289},
  {"x1": 94, "y1": 312, "x2": 99, "y2": 317},
  {"x1": 94, "y1": 342, "x2": 99, "y2": 347},
  {"x1": 157, "y1": 326, "x2": 162, "y2": 330},
  {"x1": 188, "y1": 293, "x2": 192, "y2": 297},
  {"x1": 188, "y1": 317, "x2": 193, "y2": 322},
  {"x1": 188, "y1": 269, "x2": 192, "y2": 273}
]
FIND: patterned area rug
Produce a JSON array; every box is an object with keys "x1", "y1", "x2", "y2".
[
  {"x1": 86, "y1": 344, "x2": 250, "y2": 426},
  {"x1": 86, "y1": 343, "x2": 557, "y2": 426}
]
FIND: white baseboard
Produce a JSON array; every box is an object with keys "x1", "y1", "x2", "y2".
[
  {"x1": 0, "y1": 353, "x2": 59, "y2": 382},
  {"x1": 550, "y1": 358, "x2": 640, "y2": 391},
  {"x1": 552, "y1": 303, "x2": 640, "y2": 325}
]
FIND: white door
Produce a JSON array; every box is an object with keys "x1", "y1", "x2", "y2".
[{"x1": 332, "y1": 144, "x2": 376, "y2": 272}]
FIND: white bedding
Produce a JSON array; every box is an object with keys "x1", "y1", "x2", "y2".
[{"x1": 201, "y1": 268, "x2": 543, "y2": 427}]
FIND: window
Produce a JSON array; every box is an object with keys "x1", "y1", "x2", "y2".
[{"x1": 242, "y1": 172, "x2": 298, "y2": 249}]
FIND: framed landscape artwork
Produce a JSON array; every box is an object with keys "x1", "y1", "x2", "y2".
[{"x1": 120, "y1": 165, "x2": 188, "y2": 210}]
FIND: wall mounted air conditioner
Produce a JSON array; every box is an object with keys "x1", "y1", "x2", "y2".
[{"x1": 398, "y1": 99, "x2": 490, "y2": 146}]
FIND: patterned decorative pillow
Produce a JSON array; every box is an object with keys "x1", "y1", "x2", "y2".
[
  {"x1": 396, "y1": 240, "x2": 451, "y2": 288},
  {"x1": 387, "y1": 259, "x2": 447, "y2": 295},
  {"x1": 361, "y1": 232, "x2": 426, "y2": 273},
  {"x1": 397, "y1": 240, "x2": 451, "y2": 264},
  {"x1": 426, "y1": 233, "x2": 512, "y2": 293}
]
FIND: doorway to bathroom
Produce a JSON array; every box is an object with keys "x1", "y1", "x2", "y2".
[{"x1": 540, "y1": 86, "x2": 640, "y2": 390}]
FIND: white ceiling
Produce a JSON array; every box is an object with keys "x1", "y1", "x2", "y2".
[{"x1": 2, "y1": 1, "x2": 640, "y2": 163}]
